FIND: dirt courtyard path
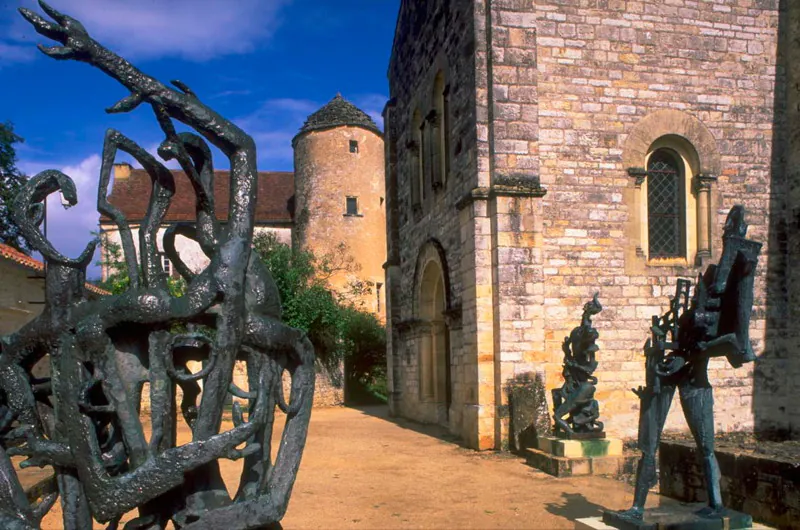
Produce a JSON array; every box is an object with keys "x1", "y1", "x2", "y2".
[
  {"x1": 279, "y1": 405, "x2": 671, "y2": 529},
  {"x1": 32, "y1": 405, "x2": 675, "y2": 529}
]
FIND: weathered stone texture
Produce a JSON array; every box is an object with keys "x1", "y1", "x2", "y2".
[
  {"x1": 531, "y1": 0, "x2": 781, "y2": 439},
  {"x1": 660, "y1": 440, "x2": 800, "y2": 529},
  {"x1": 385, "y1": 0, "x2": 482, "y2": 444},
  {"x1": 294, "y1": 125, "x2": 387, "y2": 315},
  {"x1": 759, "y1": 0, "x2": 800, "y2": 440},
  {"x1": 386, "y1": 0, "x2": 793, "y2": 449},
  {"x1": 148, "y1": 360, "x2": 344, "y2": 414},
  {"x1": 0, "y1": 259, "x2": 45, "y2": 335}
]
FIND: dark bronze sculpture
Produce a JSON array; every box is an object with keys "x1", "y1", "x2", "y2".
[
  {"x1": 552, "y1": 294, "x2": 605, "y2": 438},
  {"x1": 0, "y1": 2, "x2": 315, "y2": 528},
  {"x1": 605, "y1": 205, "x2": 760, "y2": 529}
]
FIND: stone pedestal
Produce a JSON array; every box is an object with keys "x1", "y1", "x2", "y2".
[
  {"x1": 586, "y1": 503, "x2": 767, "y2": 530},
  {"x1": 577, "y1": 516, "x2": 770, "y2": 530},
  {"x1": 523, "y1": 435, "x2": 635, "y2": 477},
  {"x1": 539, "y1": 436, "x2": 621, "y2": 458}
]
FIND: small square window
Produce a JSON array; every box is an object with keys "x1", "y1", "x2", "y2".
[
  {"x1": 161, "y1": 254, "x2": 172, "y2": 276},
  {"x1": 349, "y1": 140, "x2": 359, "y2": 153},
  {"x1": 346, "y1": 196, "x2": 359, "y2": 216}
]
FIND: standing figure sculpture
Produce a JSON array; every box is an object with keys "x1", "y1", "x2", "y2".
[
  {"x1": 552, "y1": 294, "x2": 605, "y2": 438},
  {"x1": 606, "y1": 205, "x2": 761, "y2": 527},
  {"x1": 0, "y1": 2, "x2": 315, "y2": 529}
]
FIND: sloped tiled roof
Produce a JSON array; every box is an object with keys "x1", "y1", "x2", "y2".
[
  {"x1": 101, "y1": 169, "x2": 294, "y2": 224},
  {"x1": 294, "y1": 94, "x2": 382, "y2": 143},
  {"x1": 0, "y1": 243, "x2": 110, "y2": 296},
  {"x1": 0, "y1": 243, "x2": 43, "y2": 272}
]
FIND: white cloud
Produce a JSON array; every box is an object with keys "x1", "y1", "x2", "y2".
[
  {"x1": 139, "y1": 143, "x2": 183, "y2": 171},
  {"x1": 6, "y1": 0, "x2": 292, "y2": 62},
  {"x1": 351, "y1": 93, "x2": 388, "y2": 131},
  {"x1": 46, "y1": 155, "x2": 102, "y2": 254},
  {"x1": 236, "y1": 98, "x2": 319, "y2": 130},
  {"x1": 0, "y1": 42, "x2": 35, "y2": 66},
  {"x1": 250, "y1": 130, "x2": 296, "y2": 168},
  {"x1": 209, "y1": 89, "x2": 253, "y2": 100},
  {"x1": 234, "y1": 98, "x2": 318, "y2": 170},
  {"x1": 18, "y1": 155, "x2": 103, "y2": 273}
]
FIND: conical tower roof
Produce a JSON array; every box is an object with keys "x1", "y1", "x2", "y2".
[{"x1": 293, "y1": 94, "x2": 382, "y2": 143}]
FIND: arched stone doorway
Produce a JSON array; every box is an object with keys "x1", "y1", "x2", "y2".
[{"x1": 416, "y1": 243, "x2": 451, "y2": 424}]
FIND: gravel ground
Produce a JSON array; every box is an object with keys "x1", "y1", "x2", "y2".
[{"x1": 27, "y1": 405, "x2": 677, "y2": 529}]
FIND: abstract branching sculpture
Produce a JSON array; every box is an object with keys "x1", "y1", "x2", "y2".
[
  {"x1": 0, "y1": 2, "x2": 315, "y2": 528},
  {"x1": 551, "y1": 294, "x2": 605, "y2": 438},
  {"x1": 605, "y1": 205, "x2": 761, "y2": 526}
]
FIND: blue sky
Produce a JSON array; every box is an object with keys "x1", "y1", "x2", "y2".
[{"x1": 0, "y1": 0, "x2": 398, "y2": 278}]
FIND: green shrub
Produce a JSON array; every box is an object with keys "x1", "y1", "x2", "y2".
[
  {"x1": 94, "y1": 233, "x2": 186, "y2": 297},
  {"x1": 93, "y1": 229, "x2": 387, "y2": 400},
  {"x1": 253, "y1": 232, "x2": 386, "y2": 400}
]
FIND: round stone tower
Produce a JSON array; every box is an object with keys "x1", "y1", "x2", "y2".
[{"x1": 292, "y1": 94, "x2": 386, "y2": 317}]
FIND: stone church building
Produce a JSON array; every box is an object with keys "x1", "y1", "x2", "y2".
[{"x1": 383, "y1": 0, "x2": 798, "y2": 449}]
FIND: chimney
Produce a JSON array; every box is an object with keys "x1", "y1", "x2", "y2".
[{"x1": 113, "y1": 162, "x2": 132, "y2": 179}]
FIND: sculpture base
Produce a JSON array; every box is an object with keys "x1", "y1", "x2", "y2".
[
  {"x1": 523, "y1": 436, "x2": 634, "y2": 477},
  {"x1": 597, "y1": 504, "x2": 760, "y2": 530},
  {"x1": 538, "y1": 436, "x2": 621, "y2": 458},
  {"x1": 556, "y1": 430, "x2": 607, "y2": 440}
]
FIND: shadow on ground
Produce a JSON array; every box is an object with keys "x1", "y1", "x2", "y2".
[
  {"x1": 545, "y1": 492, "x2": 606, "y2": 521},
  {"x1": 346, "y1": 404, "x2": 464, "y2": 446}
]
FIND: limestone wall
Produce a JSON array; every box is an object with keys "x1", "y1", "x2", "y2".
[
  {"x1": 0, "y1": 260, "x2": 44, "y2": 335},
  {"x1": 659, "y1": 440, "x2": 800, "y2": 528},
  {"x1": 756, "y1": 1, "x2": 800, "y2": 439},
  {"x1": 232, "y1": 361, "x2": 343, "y2": 409},
  {"x1": 293, "y1": 126, "x2": 387, "y2": 315},
  {"x1": 143, "y1": 360, "x2": 343, "y2": 414},
  {"x1": 523, "y1": 0, "x2": 780, "y2": 439},
  {"x1": 387, "y1": 0, "x2": 787, "y2": 449},
  {"x1": 385, "y1": 0, "x2": 483, "y2": 447}
]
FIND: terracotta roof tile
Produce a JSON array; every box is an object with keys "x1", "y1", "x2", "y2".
[
  {"x1": 0, "y1": 243, "x2": 43, "y2": 273},
  {"x1": 0, "y1": 243, "x2": 110, "y2": 296},
  {"x1": 102, "y1": 169, "x2": 294, "y2": 224}
]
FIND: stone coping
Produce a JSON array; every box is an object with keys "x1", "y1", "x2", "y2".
[{"x1": 659, "y1": 440, "x2": 799, "y2": 530}]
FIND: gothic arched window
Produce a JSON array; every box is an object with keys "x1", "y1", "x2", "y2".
[
  {"x1": 647, "y1": 148, "x2": 685, "y2": 258},
  {"x1": 410, "y1": 109, "x2": 423, "y2": 207},
  {"x1": 431, "y1": 70, "x2": 449, "y2": 191}
]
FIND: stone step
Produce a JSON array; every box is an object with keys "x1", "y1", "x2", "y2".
[{"x1": 523, "y1": 446, "x2": 638, "y2": 477}]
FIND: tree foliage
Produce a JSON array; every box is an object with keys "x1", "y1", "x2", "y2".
[
  {"x1": 95, "y1": 232, "x2": 186, "y2": 297},
  {"x1": 94, "y1": 229, "x2": 386, "y2": 400},
  {"x1": 339, "y1": 307, "x2": 388, "y2": 399},
  {"x1": 0, "y1": 122, "x2": 30, "y2": 253},
  {"x1": 253, "y1": 232, "x2": 386, "y2": 399}
]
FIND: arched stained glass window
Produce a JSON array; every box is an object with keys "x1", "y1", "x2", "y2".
[{"x1": 647, "y1": 149, "x2": 685, "y2": 258}]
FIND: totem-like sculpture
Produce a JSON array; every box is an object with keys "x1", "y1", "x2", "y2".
[
  {"x1": 606, "y1": 205, "x2": 761, "y2": 528},
  {"x1": 552, "y1": 294, "x2": 605, "y2": 438},
  {"x1": 0, "y1": 2, "x2": 315, "y2": 528}
]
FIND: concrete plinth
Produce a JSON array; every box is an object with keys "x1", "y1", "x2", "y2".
[
  {"x1": 538, "y1": 436, "x2": 622, "y2": 458},
  {"x1": 577, "y1": 516, "x2": 771, "y2": 530},
  {"x1": 523, "y1": 436, "x2": 634, "y2": 477},
  {"x1": 581, "y1": 503, "x2": 770, "y2": 530}
]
